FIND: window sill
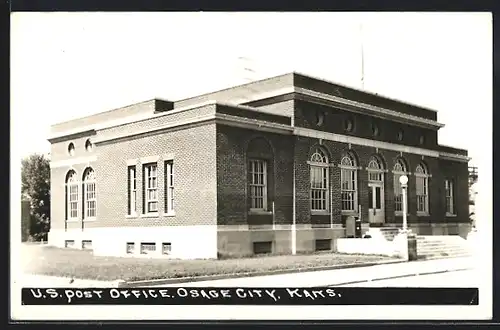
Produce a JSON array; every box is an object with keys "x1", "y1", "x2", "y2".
[
  {"x1": 446, "y1": 213, "x2": 457, "y2": 217},
  {"x1": 341, "y1": 211, "x2": 359, "y2": 216},
  {"x1": 83, "y1": 217, "x2": 96, "y2": 222},
  {"x1": 163, "y1": 212, "x2": 176, "y2": 217},
  {"x1": 140, "y1": 213, "x2": 160, "y2": 219},
  {"x1": 65, "y1": 219, "x2": 80, "y2": 223},
  {"x1": 417, "y1": 212, "x2": 430, "y2": 217},
  {"x1": 126, "y1": 214, "x2": 139, "y2": 219},
  {"x1": 395, "y1": 212, "x2": 410, "y2": 216},
  {"x1": 248, "y1": 210, "x2": 273, "y2": 216},
  {"x1": 311, "y1": 210, "x2": 330, "y2": 216}
]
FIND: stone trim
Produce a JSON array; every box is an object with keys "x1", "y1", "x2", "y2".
[
  {"x1": 295, "y1": 127, "x2": 440, "y2": 158},
  {"x1": 48, "y1": 101, "x2": 217, "y2": 141},
  {"x1": 439, "y1": 152, "x2": 471, "y2": 163},
  {"x1": 215, "y1": 113, "x2": 293, "y2": 135},
  {"x1": 93, "y1": 113, "x2": 216, "y2": 144},
  {"x1": 126, "y1": 159, "x2": 138, "y2": 166},
  {"x1": 50, "y1": 155, "x2": 97, "y2": 169},
  {"x1": 140, "y1": 155, "x2": 160, "y2": 164}
]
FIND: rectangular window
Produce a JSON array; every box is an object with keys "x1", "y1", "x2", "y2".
[
  {"x1": 445, "y1": 179, "x2": 455, "y2": 215},
  {"x1": 69, "y1": 185, "x2": 79, "y2": 219},
  {"x1": 369, "y1": 171, "x2": 382, "y2": 181},
  {"x1": 128, "y1": 166, "x2": 137, "y2": 215},
  {"x1": 416, "y1": 176, "x2": 429, "y2": 213},
  {"x1": 164, "y1": 161, "x2": 174, "y2": 213},
  {"x1": 64, "y1": 240, "x2": 75, "y2": 248},
  {"x1": 253, "y1": 241, "x2": 272, "y2": 255},
  {"x1": 85, "y1": 182, "x2": 96, "y2": 218},
  {"x1": 82, "y1": 240, "x2": 93, "y2": 250},
  {"x1": 140, "y1": 242, "x2": 156, "y2": 255},
  {"x1": 311, "y1": 166, "x2": 328, "y2": 211},
  {"x1": 249, "y1": 159, "x2": 267, "y2": 211},
  {"x1": 126, "y1": 242, "x2": 135, "y2": 254},
  {"x1": 315, "y1": 239, "x2": 332, "y2": 251},
  {"x1": 162, "y1": 242, "x2": 172, "y2": 255},
  {"x1": 143, "y1": 164, "x2": 158, "y2": 213},
  {"x1": 341, "y1": 168, "x2": 357, "y2": 211}
]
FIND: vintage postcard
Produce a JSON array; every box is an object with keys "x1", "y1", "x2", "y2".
[{"x1": 10, "y1": 11, "x2": 492, "y2": 321}]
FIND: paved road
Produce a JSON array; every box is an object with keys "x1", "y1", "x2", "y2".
[
  {"x1": 338, "y1": 269, "x2": 478, "y2": 287},
  {"x1": 152, "y1": 257, "x2": 474, "y2": 288}
]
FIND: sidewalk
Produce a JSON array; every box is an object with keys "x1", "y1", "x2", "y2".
[
  {"x1": 152, "y1": 257, "x2": 474, "y2": 288},
  {"x1": 16, "y1": 273, "x2": 118, "y2": 288}
]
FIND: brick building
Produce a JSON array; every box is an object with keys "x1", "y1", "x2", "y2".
[{"x1": 47, "y1": 72, "x2": 471, "y2": 259}]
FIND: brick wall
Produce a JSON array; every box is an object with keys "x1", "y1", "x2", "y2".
[
  {"x1": 50, "y1": 133, "x2": 96, "y2": 163},
  {"x1": 94, "y1": 122, "x2": 217, "y2": 228},
  {"x1": 216, "y1": 124, "x2": 294, "y2": 227},
  {"x1": 50, "y1": 122, "x2": 217, "y2": 232},
  {"x1": 251, "y1": 100, "x2": 295, "y2": 118},
  {"x1": 294, "y1": 99, "x2": 439, "y2": 150},
  {"x1": 97, "y1": 105, "x2": 216, "y2": 140},
  {"x1": 294, "y1": 136, "x2": 469, "y2": 228}
]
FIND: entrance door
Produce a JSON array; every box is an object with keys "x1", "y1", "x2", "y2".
[{"x1": 368, "y1": 182, "x2": 385, "y2": 223}]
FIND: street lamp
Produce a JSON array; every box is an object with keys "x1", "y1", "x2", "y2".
[{"x1": 399, "y1": 175, "x2": 409, "y2": 233}]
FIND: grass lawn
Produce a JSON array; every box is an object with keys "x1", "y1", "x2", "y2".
[{"x1": 23, "y1": 245, "x2": 396, "y2": 282}]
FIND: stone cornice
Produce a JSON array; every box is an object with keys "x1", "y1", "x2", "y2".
[{"x1": 294, "y1": 88, "x2": 444, "y2": 130}]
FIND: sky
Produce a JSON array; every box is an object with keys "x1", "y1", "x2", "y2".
[{"x1": 11, "y1": 12, "x2": 491, "y2": 195}]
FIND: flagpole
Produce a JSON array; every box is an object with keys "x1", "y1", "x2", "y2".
[{"x1": 360, "y1": 23, "x2": 365, "y2": 90}]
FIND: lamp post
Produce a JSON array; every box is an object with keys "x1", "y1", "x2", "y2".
[
  {"x1": 398, "y1": 174, "x2": 411, "y2": 261},
  {"x1": 399, "y1": 175, "x2": 409, "y2": 233}
]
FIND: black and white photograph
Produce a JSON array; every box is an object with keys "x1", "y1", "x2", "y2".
[{"x1": 10, "y1": 11, "x2": 492, "y2": 321}]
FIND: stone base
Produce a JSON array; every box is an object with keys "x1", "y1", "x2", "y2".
[
  {"x1": 217, "y1": 225, "x2": 346, "y2": 257},
  {"x1": 48, "y1": 225, "x2": 218, "y2": 259}
]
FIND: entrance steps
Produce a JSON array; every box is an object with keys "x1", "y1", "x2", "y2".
[
  {"x1": 365, "y1": 226, "x2": 399, "y2": 241},
  {"x1": 416, "y1": 235, "x2": 472, "y2": 260}
]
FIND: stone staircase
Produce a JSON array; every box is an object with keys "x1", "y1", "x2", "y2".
[
  {"x1": 365, "y1": 227, "x2": 399, "y2": 241},
  {"x1": 416, "y1": 235, "x2": 472, "y2": 260}
]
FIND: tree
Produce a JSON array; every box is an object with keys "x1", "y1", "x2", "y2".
[{"x1": 21, "y1": 154, "x2": 50, "y2": 241}]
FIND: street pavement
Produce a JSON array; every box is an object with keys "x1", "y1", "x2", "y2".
[
  {"x1": 151, "y1": 257, "x2": 474, "y2": 288},
  {"x1": 339, "y1": 269, "x2": 478, "y2": 287}
]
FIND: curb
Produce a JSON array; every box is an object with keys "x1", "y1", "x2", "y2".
[
  {"x1": 321, "y1": 267, "x2": 473, "y2": 287},
  {"x1": 117, "y1": 259, "x2": 405, "y2": 288}
]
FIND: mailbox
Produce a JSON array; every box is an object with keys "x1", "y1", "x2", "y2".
[
  {"x1": 346, "y1": 216, "x2": 356, "y2": 238},
  {"x1": 354, "y1": 217, "x2": 362, "y2": 238},
  {"x1": 407, "y1": 233, "x2": 418, "y2": 261}
]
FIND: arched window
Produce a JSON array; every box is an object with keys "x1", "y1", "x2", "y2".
[
  {"x1": 393, "y1": 158, "x2": 408, "y2": 213},
  {"x1": 65, "y1": 170, "x2": 79, "y2": 220},
  {"x1": 415, "y1": 163, "x2": 430, "y2": 214},
  {"x1": 83, "y1": 168, "x2": 96, "y2": 219},
  {"x1": 367, "y1": 156, "x2": 384, "y2": 182},
  {"x1": 310, "y1": 147, "x2": 329, "y2": 211},
  {"x1": 340, "y1": 153, "x2": 358, "y2": 212},
  {"x1": 85, "y1": 139, "x2": 93, "y2": 152},
  {"x1": 68, "y1": 143, "x2": 75, "y2": 156}
]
